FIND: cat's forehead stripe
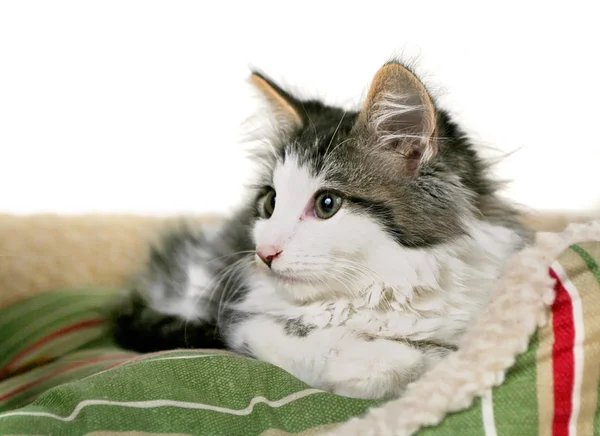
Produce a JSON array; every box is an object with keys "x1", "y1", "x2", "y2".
[{"x1": 273, "y1": 154, "x2": 323, "y2": 204}]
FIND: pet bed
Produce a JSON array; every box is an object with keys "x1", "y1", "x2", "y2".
[{"x1": 0, "y1": 213, "x2": 598, "y2": 435}]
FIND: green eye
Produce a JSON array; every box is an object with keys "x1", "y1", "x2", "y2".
[
  {"x1": 314, "y1": 192, "x2": 343, "y2": 219},
  {"x1": 261, "y1": 189, "x2": 276, "y2": 218}
]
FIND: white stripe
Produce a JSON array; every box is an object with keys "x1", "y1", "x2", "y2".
[
  {"x1": 0, "y1": 388, "x2": 323, "y2": 421},
  {"x1": 551, "y1": 261, "x2": 585, "y2": 436},
  {"x1": 481, "y1": 389, "x2": 497, "y2": 436},
  {"x1": 81, "y1": 352, "x2": 230, "y2": 380},
  {"x1": 147, "y1": 353, "x2": 244, "y2": 362}
]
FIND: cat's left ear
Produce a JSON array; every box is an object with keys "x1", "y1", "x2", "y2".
[
  {"x1": 356, "y1": 61, "x2": 438, "y2": 176},
  {"x1": 250, "y1": 71, "x2": 304, "y2": 136}
]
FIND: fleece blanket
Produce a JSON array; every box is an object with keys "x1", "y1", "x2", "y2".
[{"x1": 0, "y1": 220, "x2": 599, "y2": 435}]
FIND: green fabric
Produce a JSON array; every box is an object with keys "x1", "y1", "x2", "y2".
[
  {"x1": 418, "y1": 397, "x2": 485, "y2": 436},
  {"x1": 493, "y1": 332, "x2": 540, "y2": 436},
  {"x1": 0, "y1": 290, "x2": 382, "y2": 435},
  {"x1": 0, "y1": 349, "x2": 380, "y2": 435}
]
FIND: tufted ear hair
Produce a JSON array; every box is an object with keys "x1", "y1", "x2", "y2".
[
  {"x1": 356, "y1": 61, "x2": 438, "y2": 176},
  {"x1": 249, "y1": 71, "x2": 304, "y2": 137}
]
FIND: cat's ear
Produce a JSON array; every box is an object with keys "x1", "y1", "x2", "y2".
[
  {"x1": 250, "y1": 71, "x2": 304, "y2": 136},
  {"x1": 357, "y1": 61, "x2": 438, "y2": 175}
]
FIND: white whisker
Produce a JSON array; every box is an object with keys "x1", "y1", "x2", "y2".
[{"x1": 323, "y1": 111, "x2": 346, "y2": 158}]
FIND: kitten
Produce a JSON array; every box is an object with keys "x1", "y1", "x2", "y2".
[{"x1": 112, "y1": 60, "x2": 528, "y2": 400}]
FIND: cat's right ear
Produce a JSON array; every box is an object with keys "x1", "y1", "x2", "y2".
[
  {"x1": 355, "y1": 61, "x2": 438, "y2": 176},
  {"x1": 249, "y1": 71, "x2": 304, "y2": 136}
]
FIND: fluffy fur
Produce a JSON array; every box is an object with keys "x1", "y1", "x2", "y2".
[
  {"x1": 324, "y1": 219, "x2": 600, "y2": 436},
  {"x1": 112, "y1": 60, "x2": 529, "y2": 399}
]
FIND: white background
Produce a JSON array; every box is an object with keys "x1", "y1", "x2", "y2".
[{"x1": 1, "y1": 1, "x2": 599, "y2": 217}]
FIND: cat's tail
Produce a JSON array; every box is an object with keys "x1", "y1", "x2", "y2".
[
  {"x1": 109, "y1": 222, "x2": 230, "y2": 353},
  {"x1": 110, "y1": 290, "x2": 226, "y2": 353}
]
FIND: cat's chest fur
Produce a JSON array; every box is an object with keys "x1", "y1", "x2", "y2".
[{"x1": 234, "y1": 219, "x2": 524, "y2": 347}]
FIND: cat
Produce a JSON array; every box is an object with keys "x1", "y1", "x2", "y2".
[{"x1": 112, "y1": 60, "x2": 529, "y2": 400}]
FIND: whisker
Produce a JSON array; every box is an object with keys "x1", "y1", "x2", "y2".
[
  {"x1": 320, "y1": 270, "x2": 359, "y2": 299},
  {"x1": 324, "y1": 111, "x2": 347, "y2": 158},
  {"x1": 205, "y1": 250, "x2": 256, "y2": 265},
  {"x1": 181, "y1": 254, "x2": 254, "y2": 345},
  {"x1": 216, "y1": 257, "x2": 253, "y2": 329},
  {"x1": 300, "y1": 102, "x2": 317, "y2": 138},
  {"x1": 326, "y1": 137, "x2": 353, "y2": 160}
]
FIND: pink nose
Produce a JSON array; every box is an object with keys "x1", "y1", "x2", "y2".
[{"x1": 256, "y1": 245, "x2": 282, "y2": 268}]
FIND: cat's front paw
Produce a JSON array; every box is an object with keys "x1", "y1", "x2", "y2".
[{"x1": 322, "y1": 338, "x2": 427, "y2": 400}]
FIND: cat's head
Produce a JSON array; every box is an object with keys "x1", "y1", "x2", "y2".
[{"x1": 247, "y1": 61, "x2": 517, "y2": 304}]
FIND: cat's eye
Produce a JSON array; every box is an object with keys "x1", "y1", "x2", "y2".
[
  {"x1": 314, "y1": 192, "x2": 343, "y2": 219},
  {"x1": 261, "y1": 189, "x2": 276, "y2": 218}
]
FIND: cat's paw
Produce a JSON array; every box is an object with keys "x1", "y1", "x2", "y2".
[{"x1": 321, "y1": 338, "x2": 427, "y2": 400}]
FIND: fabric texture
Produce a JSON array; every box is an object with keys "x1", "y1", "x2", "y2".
[
  {"x1": 0, "y1": 222, "x2": 599, "y2": 435},
  {"x1": 0, "y1": 213, "x2": 221, "y2": 300}
]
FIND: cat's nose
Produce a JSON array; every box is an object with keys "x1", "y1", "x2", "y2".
[{"x1": 256, "y1": 245, "x2": 282, "y2": 268}]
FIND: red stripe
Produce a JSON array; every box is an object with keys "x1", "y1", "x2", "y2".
[
  {"x1": 549, "y1": 268, "x2": 575, "y2": 436},
  {"x1": 0, "y1": 353, "x2": 135, "y2": 402},
  {"x1": 1, "y1": 319, "x2": 105, "y2": 372},
  {"x1": 0, "y1": 295, "x2": 28, "y2": 309}
]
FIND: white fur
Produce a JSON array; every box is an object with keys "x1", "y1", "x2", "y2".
[
  {"x1": 229, "y1": 316, "x2": 431, "y2": 399},
  {"x1": 253, "y1": 154, "x2": 324, "y2": 255},
  {"x1": 146, "y1": 155, "x2": 523, "y2": 398},
  {"x1": 148, "y1": 248, "x2": 214, "y2": 321},
  {"x1": 224, "y1": 156, "x2": 524, "y2": 399},
  {"x1": 372, "y1": 93, "x2": 436, "y2": 162}
]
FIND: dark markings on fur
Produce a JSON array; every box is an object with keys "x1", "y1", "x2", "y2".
[
  {"x1": 346, "y1": 196, "x2": 447, "y2": 247},
  {"x1": 111, "y1": 217, "x2": 256, "y2": 353},
  {"x1": 409, "y1": 339, "x2": 458, "y2": 353},
  {"x1": 111, "y1": 291, "x2": 225, "y2": 353},
  {"x1": 111, "y1": 59, "x2": 530, "y2": 358},
  {"x1": 250, "y1": 73, "x2": 527, "y2": 248},
  {"x1": 282, "y1": 317, "x2": 316, "y2": 338}
]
